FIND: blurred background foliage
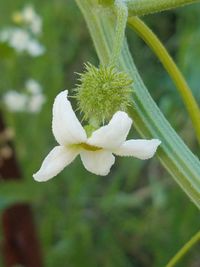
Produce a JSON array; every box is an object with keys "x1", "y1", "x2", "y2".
[{"x1": 0, "y1": 0, "x2": 199, "y2": 266}]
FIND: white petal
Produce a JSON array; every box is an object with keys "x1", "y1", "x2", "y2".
[
  {"x1": 87, "y1": 111, "x2": 132, "y2": 150},
  {"x1": 52, "y1": 90, "x2": 87, "y2": 145},
  {"x1": 33, "y1": 146, "x2": 78, "y2": 182},
  {"x1": 80, "y1": 150, "x2": 115, "y2": 176},
  {"x1": 113, "y1": 139, "x2": 161, "y2": 160}
]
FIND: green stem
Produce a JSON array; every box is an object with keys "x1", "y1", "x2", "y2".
[
  {"x1": 128, "y1": 16, "x2": 200, "y2": 145},
  {"x1": 166, "y1": 231, "x2": 200, "y2": 267},
  {"x1": 110, "y1": 1, "x2": 128, "y2": 66},
  {"x1": 126, "y1": 0, "x2": 200, "y2": 16},
  {"x1": 75, "y1": 0, "x2": 200, "y2": 209}
]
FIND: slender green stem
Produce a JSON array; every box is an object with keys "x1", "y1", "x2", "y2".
[
  {"x1": 166, "y1": 231, "x2": 200, "y2": 267},
  {"x1": 128, "y1": 16, "x2": 200, "y2": 145},
  {"x1": 126, "y1": 0, "x2": 200, "y2": 16},
  {"x1": 110, "y1": 1, "x2": 128, "y2": 65}
]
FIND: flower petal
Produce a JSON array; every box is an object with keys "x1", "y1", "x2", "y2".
[
  {"x1": 33, "y1": 146, "x2": 78, "y2": 182},
  {"x1": 113, "y1": 139, "x2": 161, "y2": 160},
  {"x1": 52, "y1": 90, "x2": 87, "y2": 145},
  {"x1": 80, "y1": 150, "x2": 115, "y2": 176},
  {"x1": 87, "y1": 111, "x2": 132, "y2": 150}
]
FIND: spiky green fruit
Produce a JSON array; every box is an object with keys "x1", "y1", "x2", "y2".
[{"x1": 74, "y1": 63, "x2": 133, "y2": 125}]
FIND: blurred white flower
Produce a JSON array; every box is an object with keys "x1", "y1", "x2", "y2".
[
  {"x1": 33, "y1": 90, "x2": 161, "y2": 182},
  {"x1": 22, "y1": 5, "x2": 42, "y2": 35},
  {"x1": 25, "y1": 79, "x2": 46, "y2": 112},
  {"x1": 3, "y1": 90, "x2": 28, "y2": 112},
  {"x1": 28, "y1": 94, "x2": 46, "y2": 113},
  {"x1": 0, "y1": 28, "x2": 30, "y2": 52},
  {"x1": 0, "y1": 4, "x2": 45, "y2": 57},
  {"x1": 0, "y1": 27, "x2": 45, "y2": 57},
  {"x1": 9, "y1": 28, "x2": 30, "y2": 52},
  {"x1": 21, "y1": 5, "x2": 36, "y2": 23},
  {"x1": 12, "y1": 5, "x2": 42, "y2": 35},
  {"x1": 3, "y1": 79, "x2": 46, "y2": 113},
  {"x1": 30, "y1": 19, "x2": 42, "y2": 35},
  {"x1": 26, "y1": 39, "x2": 45, "y2": 57},
  {"x1": 25, "y1": 79, "x2": 42, "y2": 94}
]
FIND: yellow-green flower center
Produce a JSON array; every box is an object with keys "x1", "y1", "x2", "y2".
[
  {"x1": 71, "y1": 143, "x2": 102, "y2": 152},
  {"x1": 79, "y1": 143, "x2": 102, "y2": 151}
]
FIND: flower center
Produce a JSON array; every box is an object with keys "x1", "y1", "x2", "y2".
[
  {"x1": 79, "y1": 142, "x2": 102, "y2": 152},
  {"x1": 71, "y1": 142, "x2": 102, "y2": 152}
]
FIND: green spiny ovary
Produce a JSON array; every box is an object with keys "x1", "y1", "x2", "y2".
[{"x1": 74, "y1": 63, "x2": 133, "y2": 125}]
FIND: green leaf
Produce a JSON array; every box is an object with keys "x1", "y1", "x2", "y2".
[
  {"x1": 0, "y1": 43, "x2": 15, "y2": 58},
  {"x1": 0, "y1": 181, "x2": 42, "y2": 211},
  {"x1": 126, "y1": 0, "x2": 200, "y2": 16}
]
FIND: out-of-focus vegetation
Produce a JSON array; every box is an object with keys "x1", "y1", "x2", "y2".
[{"x1": 0, "y1": 0, "x2": 199, "y2": 266}]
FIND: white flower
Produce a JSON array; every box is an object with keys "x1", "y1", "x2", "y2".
[
  {"x1": 31, "y1": 19, "x2": 42, "y2": 35},
  {"x1": 33, "y1": 90, "x2": 161, "y2": 182},
  {"x1": 3, "y1": 79, "x2": 45, "y2": 113},
  {"x1": 6, "y1": 28, "x2": 30, "y2": 52},
  {"x1": 28, "y1": 94, "x2": 46, "y2": 113},
  {"x1": 25, "y1": 79, "x2": 46, "y2": 112},
  {"x1": 12, "y1": 5, "x2": 42, "y2": 35},
  {"x1": 21, "y1": 5, "x2": 42, "y2": 35},
  {"x1": 0, "y1": 27, "x2": 45, "y2": 57},
  {"x1": 26, "y1": 39, "x2": 45, "y2": 57},
  {"x1": 3, "y1": 90, "x2": 28, "y2": 112},
  {"x1": 22, "y1": 5, "x2": 36, "y2": 23},
  {"x1": 25, "y1": 79, "x2": 42, "y2": 94}
]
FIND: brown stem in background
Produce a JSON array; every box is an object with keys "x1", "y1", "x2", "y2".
[{"x1": 0, "y1": 111, "x2": 43, "y2": 267}]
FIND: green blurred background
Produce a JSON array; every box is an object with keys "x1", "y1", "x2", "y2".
[{"x1": 0, "y1": 0, "x2": 199, "y2": 266}]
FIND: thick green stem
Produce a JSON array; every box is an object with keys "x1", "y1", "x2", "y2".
[
  {"x1": 75, "y1": 0, "x2": 200, "y2": 209},
  {"x1": 98, "y1": 0, "x2": 200, "y2": 16},
  {"x1": 126, "y1": 0, "x2": 200, "y2": 16},
  {"x1": 128, "y1": 16, "x2": 200, "y2": 145},
  {"x1": 166, "y1": 231, "x2": 200, "y2": 267}
]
